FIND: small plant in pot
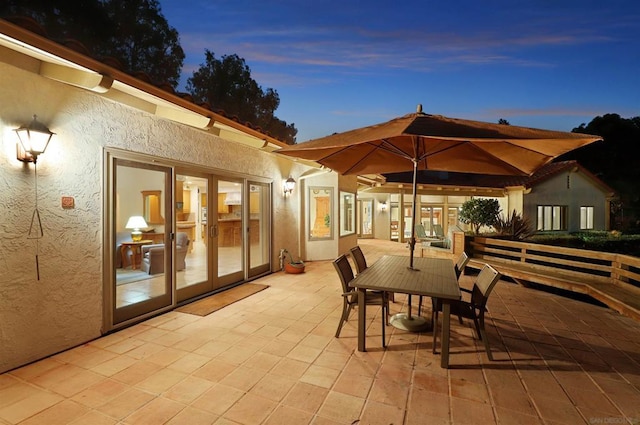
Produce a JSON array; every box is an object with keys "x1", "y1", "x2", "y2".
[{"x1": 283, "y1": 249, "x2": 305, "y2": 274}]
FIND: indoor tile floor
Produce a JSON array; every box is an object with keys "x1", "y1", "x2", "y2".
[{"x1": 1, "y1": 239, "x2": 640, "y2": 424}]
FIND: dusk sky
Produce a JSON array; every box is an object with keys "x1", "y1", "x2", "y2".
[{"x1": 159, "y1": 0, "x2": 639, "y2": 143}]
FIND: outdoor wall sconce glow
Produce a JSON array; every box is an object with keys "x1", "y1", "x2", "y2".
[
  {"x1": 125, "y1": 215, "x2": 148, "y2": 242},
  {"x1": 380, "y1": 201, "x2": 387, "y2": 212},
  {"x1": 283, "y1": 176, "x2": 295, "y2": 196},
  {"x1": 15, "y1": 115, "x2": 55, "y2": 164},
  {"x1": 15, "y1": 115, "x2": 55, "y2": 280}
]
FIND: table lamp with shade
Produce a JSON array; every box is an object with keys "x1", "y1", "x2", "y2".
[{"x1": 125, "y1": 216, "x2": 148, "y2": 242}]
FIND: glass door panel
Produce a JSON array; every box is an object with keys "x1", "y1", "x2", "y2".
[
  {"x1": 390, "y1": 203, "x2": 399, "y2": 241},
  {"x1": 113, "y1": 159, "x2": 172, "y2": 324},
  {"x1": 248, "y1": 182, "x2": 270, "y2": 277},
  {"x1": 176, "y1": 173, "x2": 211, "y2": 302},
  {"x1": 358, "y1": 199, "x2": 374, "y2": 238},
  {"x1": 403, "y1": 204, "x2": 413, "y2": 241},
  {"x1": 217, "y1": 179, "x2": 244, "y2": 285}
]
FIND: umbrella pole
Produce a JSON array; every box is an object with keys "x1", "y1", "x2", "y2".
[
  {"x1": 409, "y1": 159, "x2": 418, "y2": 271},
  {"x1": 389, "y1": 157, "x2": 430, "y2": 333}
]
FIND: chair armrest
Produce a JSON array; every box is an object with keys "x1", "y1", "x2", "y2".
[{"x1": 142, "y1": 244, "x2": 164, "y2": 254}]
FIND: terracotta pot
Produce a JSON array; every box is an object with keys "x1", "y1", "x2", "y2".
[{"x1": 284, "y1": 262, "x2": 305, "y2": 274}]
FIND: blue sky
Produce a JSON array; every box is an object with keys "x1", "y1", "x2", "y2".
[{"x1": 158, "y1": 0, "x2": 639, "y2": 142}]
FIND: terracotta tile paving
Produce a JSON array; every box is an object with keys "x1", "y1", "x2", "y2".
[{"x1": 1, "y1": 239, "x2": 640, "y2": 424}]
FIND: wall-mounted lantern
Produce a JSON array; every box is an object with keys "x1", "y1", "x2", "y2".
[
  {"x1": 283, "y1": 176, "x2": 295, "y2": 196},
  {"x1": 15, "y1": 115, "x2": 55, "y2": 164},
  {"x1": 14, "y1": 115, "x2": 55, "y2": 280}
]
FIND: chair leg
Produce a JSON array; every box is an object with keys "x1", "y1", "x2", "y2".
[
  {"x1": 478, "y1": 312, "x2": 493, "y2": 360},
  {"x1": 432, "y1": 308, "x2": 439, "y2": 354},
  {"x1": 471, "y1": 311, "x2": 482, "y2": 341},
  {"x1": 381, "y1": 305, "x2": 386, "y2": 348},
  {"x1": 417, "y1": 295, "x2": 423, "y2": 316},
  {"x1": 335, "y1": 300, "x2": 351, "y2": 338}
]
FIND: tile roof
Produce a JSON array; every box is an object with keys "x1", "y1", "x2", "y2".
[{"x1": 384, "y1": 160, "x2": 615, "y2": 194}]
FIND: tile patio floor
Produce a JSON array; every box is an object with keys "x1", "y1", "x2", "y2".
[{"x1": 1, "y1": 239, "x2": 639, "y2": 424}]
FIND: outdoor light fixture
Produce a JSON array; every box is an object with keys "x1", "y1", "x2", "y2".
[
  {"x1": 14, "y1": 115, "x2": 56, "y2": 280},
  {"x1": 380, "y1": 201, "x2": 387, "y2": 212},
  {"x1": 15, "y1": 115, "x2": 55, "y2": 164},
  {"x1": 125, "y1": 216, "x2": 148, "y2": 242},
  {"x1": 283, "y1": 176, "x2": 295, "y2": 196}
]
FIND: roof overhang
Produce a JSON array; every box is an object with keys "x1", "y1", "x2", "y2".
[{"x1": 0, "y1": 18, "x2": 287, "y2": 151}]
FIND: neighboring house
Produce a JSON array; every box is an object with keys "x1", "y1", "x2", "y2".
[
  {"x1": 0, "y1": 18, "x2": 356, "y2": 373},
  {"x1": 515, "y1": 161, "x2": 616, "y2": 233}
]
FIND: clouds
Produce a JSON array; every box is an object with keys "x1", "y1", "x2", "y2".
[{"x1": 159, "y1": 0, "x2": 639, "y2": 141}]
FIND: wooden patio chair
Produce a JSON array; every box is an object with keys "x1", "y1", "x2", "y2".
[
  {"x1": 432, "y1": 264, "x2": 502, "y2": 360},
  {"x1": 333, "y1": 254, "x2": 388, "y2": 348},
  {"x1": 350, "y1": 245, "x2": 395, "y2": 304}
]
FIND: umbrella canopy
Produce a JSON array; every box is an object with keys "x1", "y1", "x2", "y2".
[{"x1": 277, "y1": 107, "x2": 601, "y2": 269}]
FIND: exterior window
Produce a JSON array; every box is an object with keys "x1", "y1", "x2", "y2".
[
  {"x1": 537, "y1": 205, "x2": 568, "y2": 231},
  {"x1": 339, "y1": 191, "x2": 356, "y2": 236},
  {"x1": 309, "y1": 187, "x2": 333, "y2": 240},
  {"x1": 580, "y1": 206, "x2": 594, "y2": 230}
]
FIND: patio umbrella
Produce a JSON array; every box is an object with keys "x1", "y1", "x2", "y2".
[{"x1": 276, "y1": 105, "x2": 601, "y2": 327}]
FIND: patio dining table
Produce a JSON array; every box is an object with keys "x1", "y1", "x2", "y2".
[{"x1": 349, "y1": 255, "x2": 461, "y2": 368}]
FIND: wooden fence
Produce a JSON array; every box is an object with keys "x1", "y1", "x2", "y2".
[{"x1": 466, "y1": 236, "x2": 640, "y2": 321}]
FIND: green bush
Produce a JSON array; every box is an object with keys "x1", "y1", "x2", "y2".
[{"x1": 526, "y1": 232, "x2": 640, "y2": 257}]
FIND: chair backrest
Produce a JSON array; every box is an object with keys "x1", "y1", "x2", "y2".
[
  {"x1": 415, "y1": 224, "x2": 427, "y2": 238},
  {"x1": 333, "y1": 254, "x2": 355, "y2": 293},
  {"x1": 349, "y1": 246, "x2": 368, "y2": 274},
  {"x1": 433, "y1": 224, "x2": 444, "y2": 238},
  {"x1": 176, "y1": 232, "x2": 189, "y2": 248},
  {"x1": 454, "y1": 252, "x2": 470, "y2": 279},
  {"x1": 471, "y1": 265, "x2": 501, "y2": 308}
]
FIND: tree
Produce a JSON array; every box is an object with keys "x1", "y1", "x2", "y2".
[
  {"x1": 99, "y1": 0, "x2": 184, "y2": 88},
  {"x1": 459, "y1": 198, "x2": 501, "y2": 235},
  {"x1": 498, "y1": 118, "x2": 510, "y2": 125},
  {"x1": 1, "y1": 0, "x2": 184, "y2": 88},
  {"x1": 562, "y1": 113, "x2": 640, "y2": 231},
  {"x1": 186, "y1": 50, "x2": 298, "y2": 144}
]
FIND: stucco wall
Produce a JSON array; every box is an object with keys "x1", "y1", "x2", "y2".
[
  {"x1": 524, "y1": 170, "x2": 608, "y2": 232},
  {"x1": 0, "y1": 62, "x2": 308, "y2": 372}
]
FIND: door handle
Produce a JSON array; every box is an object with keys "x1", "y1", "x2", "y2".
[{"x1": 210, "y1": 224, "x2": 218, "y2": 238}]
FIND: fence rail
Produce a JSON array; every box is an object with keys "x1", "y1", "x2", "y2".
[{"x1": 466, "y1": 236, "x2": 640, "y2": 321}]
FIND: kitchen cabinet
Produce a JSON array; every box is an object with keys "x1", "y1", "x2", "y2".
[
  {"x1": 218, "y1": 193, "x2": 229, "y2": 214},
  {"x1": 249, "y1": 192, "x2": 260, "y2": 214}
]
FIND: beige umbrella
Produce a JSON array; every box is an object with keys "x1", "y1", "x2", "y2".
[{"x1": 277, "y1": 105, "x2": 600, "y2": 327}]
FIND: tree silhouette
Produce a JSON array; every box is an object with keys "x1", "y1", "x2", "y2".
[
  {"x1": 562, "y1": 113, "x2": 640, "y2": 231},
  {"x1": 1, "y1": 0, "x2": 184, "y2": 88},
  {"x1": 187, "y1": 51, "x2": 297, "y2": 144}
]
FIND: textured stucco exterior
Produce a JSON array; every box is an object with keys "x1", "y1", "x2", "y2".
[
  {"x1": 0, "y1": 61, "x2": 312, "y2": 372},
  {"x1": 523, "y1": 168, "x2": 611, "y2": 232}
]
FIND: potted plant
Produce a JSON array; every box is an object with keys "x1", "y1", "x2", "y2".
[{"x1": 283, "y1": 249, "x2": 305, "y2": 274}]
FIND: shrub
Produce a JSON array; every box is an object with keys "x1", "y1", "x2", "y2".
[
  {"x1": 459, "y1": 198, "x2": 501, "y2": 235},
  {"x1": 494, "y1": 209, "x2": 535, "y2": 240}
]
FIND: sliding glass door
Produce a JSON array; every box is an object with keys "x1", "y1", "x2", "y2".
[
  {"x1": 107, "y1": 155, "x2": 273, "y2": 328},
  {"x1": 248, "y1": 181, "x2": 271, "y2": 278},
  {"x1": 111, "y1": 158, "x2": 172, "y2": 325},
  {"x1": 175, "y1": 172, "x2": 212, "y2": 301}
]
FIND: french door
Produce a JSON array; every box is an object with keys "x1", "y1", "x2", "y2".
[
  {"x1": 174, "y1": 175, "x2": 271, "y2": 302},
  {"x1": 108, "y1": 154, "x2": 272, "y2": 329},
  {"x1": 110, "y1": 158, "x2": 172, "y2": 325},
  {"x1": 358, "y1": 199, "x2": 374, "y2": 238}
]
